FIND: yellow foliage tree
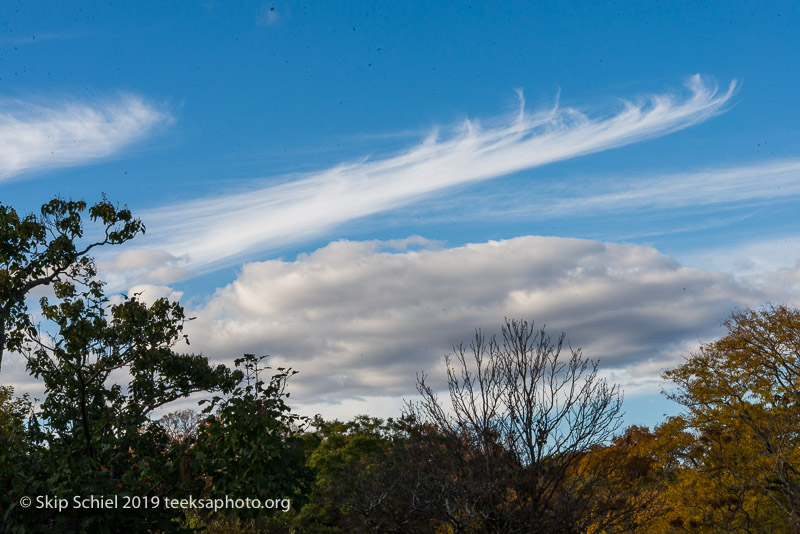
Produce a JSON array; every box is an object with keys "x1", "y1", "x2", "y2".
[{"x1": 659, "y1": 305, "x2": 800, "y2": 532}]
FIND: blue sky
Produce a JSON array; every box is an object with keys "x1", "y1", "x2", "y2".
[{"x1": 2, "y1": 1, "x2": 799, "y2": 426}]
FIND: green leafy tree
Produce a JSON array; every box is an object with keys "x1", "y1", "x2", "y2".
[
  {"x1": 0, "y1": 385, "x2": 30, "y2": 439},
  {"x1": 0, "y1": 197, "x2": 143, "y2": 371},
  {"x1": 1, "y1": 196, "x2": 319, "y2": 534},
  {"x1": 184, "y1": 355, "x2": 314, "y2": 529},
  {"x1": 2, "y1": 287, "x2": 239, "y2": 532},
  {"x1": 290, "y1": 416, "x2": 453, "y2": 534},
  {"x1": 0, "y1": 386, "x2": 38, "y2": 533}
]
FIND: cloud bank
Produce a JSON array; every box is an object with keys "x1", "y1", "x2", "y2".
[
  {"x1": 184, "y1": 235, "x2": 769, "y2": 407},
  {"x1": 132, "y1": 76, "x2": 734, "y2": 279},
  {"x1": 0, "y1": 95, "x2": 170, "y2": 181}
]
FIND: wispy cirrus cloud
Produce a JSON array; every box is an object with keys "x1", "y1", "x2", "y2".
[
  {"x1": 537, "y1": 158, "x2": 800, "y2": 216},
  {"x1": 0, "y1": 95, "x2": 170, "y2": 181},
  {"x1": 129, "y1": 75, "x2": 734, "y2": 279},
  {"x1": 410, "y1": 157, "x2": 800, "y2": 223}
]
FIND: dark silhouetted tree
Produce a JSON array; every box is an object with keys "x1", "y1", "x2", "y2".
[{"x1": 410, "y1": 318, "x2": 625, "y2": 533}]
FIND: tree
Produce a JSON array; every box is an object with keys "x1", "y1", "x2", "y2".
[
  {"x1": 186, "y1": 355, "x2": 313, "y2": 527},
  {"x1": 1, "y1": 196, "x2": 322, "y2": 533},
  {"x1": 410, "y1": 318, "x2": 625, "y2": 533},
  {"x1": 159, "y1": 409, "x2": 202, "y2": 445},
  {"x1": 662, "y1": 305, "x2": 800, "y2": 532},
  {"x1": 0, "y1": 386, "x2": 37, "y2": 533},
  {"x1": 2, "y1": 287, "x2": 239, "y2": 532},
  {"x1": 290, "y1": 416, "x2": 457, "y2": 534},
  {"x1": 24, "y1": 289, "x2": 237, "y2": 459},
  {"x1": 0, "y1": 196, "x2": 143, "y2": 371},
  {"x1": 0, "y1": 196, "x2": 252, "y2": 532},
  {"x1": 574, "y1": 424, "x2": 679, "y2": 533},
  {"x1": 0, "y1": 385, "x2": 30, "y2": 439}
]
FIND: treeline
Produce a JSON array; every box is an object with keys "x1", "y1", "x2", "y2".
[{"x1": 1, "y1": 198, "x2": 798, "y2": 533}]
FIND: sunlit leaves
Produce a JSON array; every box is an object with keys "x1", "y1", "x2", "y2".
[{"x1": 660, "y1": 306, "x2": 800, "y2": 532}]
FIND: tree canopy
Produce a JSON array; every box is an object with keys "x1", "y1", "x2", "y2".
[
  {"x1": 0, "y1": 197, "x2": 308, "y2": 533},
  {"x1": 660, "y1": 305, "x2": 800, "y2": 532},
  {"x1": 0, "y1": 197, "x2": 143, "y2": 371}
]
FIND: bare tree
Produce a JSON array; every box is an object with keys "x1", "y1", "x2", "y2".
[
  {"x1": 159, "y1": 409, "x2": 202, "y2": 444},
  {"x1": 409, "y1": 318, "x2": 625, "y2": 533}
]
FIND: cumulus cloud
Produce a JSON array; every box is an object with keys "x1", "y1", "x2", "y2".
[
  {"x1": 134, "y1": 76, "x2": 734, "y2": 279},
  {"x1": 680, "y1": 236, "x2": 800, "y2": 305},
  {"x1": 0, "y1": 95, "x2": 170, "y2": 181},
  {"x1": 184, "y1": 235, "x2": 767, "y2": 409},
  {"x1": 98, "y1": 249, "x2": 189, "y2": 290}
]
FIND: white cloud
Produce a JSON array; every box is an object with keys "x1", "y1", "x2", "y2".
[
  {"x1": 8, "y1": 234, "x2": 794, "y2": 423},
  {"x1": 0, "y1": 95, "x2": 170, "y2": 181},
  {"x1": 390, "y1": 157, "x2": 800, "y2": 231},
  {"x1": 682, "y1": 235, "x2": 800, "y2": 276},
  {"x1": 184, "y1": 235, "x2": 768, "y2": 411},
  {"x1": 98, "y1": 249, "x2": 189, "y2": 290},
  {"x1": 679, "y1": 235, "x2": 800, "y2": 303},
  {"x1": 133, "y1": 76, "x2": 734, "y2": 279},
  {"x1": 540, "y1": 158, "x2": 800, "y2": 216}
]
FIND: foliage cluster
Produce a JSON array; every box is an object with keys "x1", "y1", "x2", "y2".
[{"x1": 0, "y1": 199, "x2": 310, "y2": 533}]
